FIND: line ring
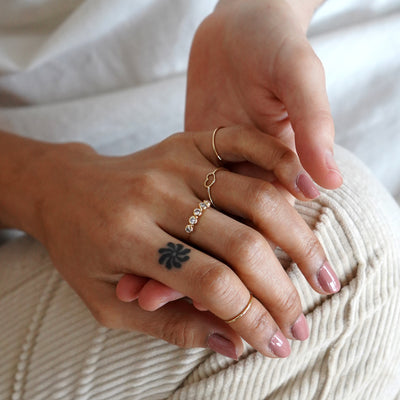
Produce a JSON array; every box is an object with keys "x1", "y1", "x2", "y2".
[
  {"x1": 212, "y1": 127, "x2": 224, "y2": 164},
  {"x1": 224, "y1": 294, "x2": 254, "y2": 324},
  {"x1": 203, "y1": 167, "x2": 224, "y2": 208}
]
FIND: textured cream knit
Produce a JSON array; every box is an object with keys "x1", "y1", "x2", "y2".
[{"x1": 1, "y1": 146, "x2": 400, "y2": 400}]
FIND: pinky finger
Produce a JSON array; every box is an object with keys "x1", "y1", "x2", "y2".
[
  {"x1": 116, "y1": 274, "x2": 149, "y2": 302},
  {"x1": 138, "y1": 279, "x2": 185, "y2": 311},
  {"x1": 117, "y1": 274, "x2": 209, "y2": 312},
  {"x1": 120, "y1": 275, "x2": 209, "y2": 312},
  {"x1": 96, "y1": 281, "x2": 243, "y2": 360}
]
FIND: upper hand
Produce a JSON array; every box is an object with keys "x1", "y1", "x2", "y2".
[{"x1": 185, "y1": 0, "x2": 342, "y2": 189}]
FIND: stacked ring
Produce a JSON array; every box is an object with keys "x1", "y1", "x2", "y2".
[
  {"x1": 204, "y1": 167, "x2": 224, "y2": 208},
  {"x1": 185, "y1": 200, "x2": 211, "y2": 234},
  {"x1": 212, "y1": 127, "x2": 224, "y2": 164}
]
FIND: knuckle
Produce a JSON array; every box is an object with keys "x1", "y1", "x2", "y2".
[
  {"x1": 227, "y1": 229, "x2": 266, "y2": 275},
  {"x1": 300, "y1": 236, "x2": 322, "y2": 261},
  {"x1": 249, "y1": 181, "x2": 279, "y2": 222},
  {"x1": 248, "y1": 310, "x2": 272, "y2": 334},
  {"x1": 275, "y1": 289, "x2": 301, "y2": 315},
  {"x1": 133, "y1": 171, "x2": 161, "y2": 194},
  {"x1": 277, "y1": 149, "x2": 298, "y2": 168},
  {"x1": 197, "y1": 264, "x2": 235, "y2": 306},
  {"x1": 162, "y1": 317, "x2": 196, "y2": 348}
]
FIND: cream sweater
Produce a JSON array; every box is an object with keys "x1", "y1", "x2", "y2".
[{"x1": 1, "y1": 147, "x2": 399, "y2": 400}]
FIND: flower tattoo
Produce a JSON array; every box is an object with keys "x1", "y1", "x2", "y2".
[{"x1": 158, "y1": 242, "x2": 191, "y2": 270}]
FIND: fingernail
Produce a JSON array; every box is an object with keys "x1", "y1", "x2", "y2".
[
  {"x1": 269, "y1": 331, "x2": 291, "y2": 358},
  {"x1": 325, "y1": 151, "x2": 343, "y2": 180},
  {"x1": 296, "y1": 173, "x2": 320, "y2": 199},
  {"x1": 291, "y1": 314, "x2": 309, "y2": 341},
  {"x1": 208, "y1": 333, "x2": 238, "y2": 360},
  {"x1": 317, "y1": 261, "x2": 341, "y2": 293}
]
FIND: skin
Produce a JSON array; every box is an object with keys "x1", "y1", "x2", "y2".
[
  {"x1": 0, "y1": 0, "x2": 342, "y2": 360},
  {"x1": 119, "y1": 0, "x2": 343, "y2": 324},
  {"x1": 185, "y1": 0, "x2": 342, "y2": 188},
  {"x1": 0, "y1": 127, "x2": 339, "y2": 360}
]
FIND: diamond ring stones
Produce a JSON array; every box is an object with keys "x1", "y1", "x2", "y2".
[{"x1": 185, "y1": 200, "x2": 211, "y2": 234}]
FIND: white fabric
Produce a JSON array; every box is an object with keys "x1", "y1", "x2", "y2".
[
  {"x1": 0, "y1": 0, "x2": 399, "y2": 200},
  {"x1": 1, "y1": 1, "x2": 400, "y2": 399}
]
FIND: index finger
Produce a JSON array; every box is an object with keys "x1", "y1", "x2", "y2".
[{"x1": 275, "y1": 41, "x2": 343, "y2": 189}]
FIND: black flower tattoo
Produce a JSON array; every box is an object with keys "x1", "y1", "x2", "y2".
[{"x1": 158, "y1": 242, "x2": 191, "y2": 270}]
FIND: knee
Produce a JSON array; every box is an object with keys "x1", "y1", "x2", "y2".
[{"x1": 292, "y1": 146, "x2": 400, "y2": 312}]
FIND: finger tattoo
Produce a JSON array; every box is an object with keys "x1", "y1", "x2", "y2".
[{"x1": 158, "y1": 242, "x2": 191, "y2": 270}]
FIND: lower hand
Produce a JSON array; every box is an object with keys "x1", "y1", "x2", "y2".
[
  {"x1": 33, "y1": 125, "x2": 340, "y2": 358},
  {"x1": 39, "y1": 126, "x2": 340, "y2": 359}
]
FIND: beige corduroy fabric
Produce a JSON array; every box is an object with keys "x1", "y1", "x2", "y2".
[{"x1": 1, "y1": 146, "x2": 400, "y2": 400}]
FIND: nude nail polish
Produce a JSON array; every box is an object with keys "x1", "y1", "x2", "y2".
[
  {"x1": 291, "y1": 314, "x2": 309, "y2": 341},
  {"x1": 318, "y1": 261, "x2": 341, "y2": 293},
  {"x1": 208, "y1": 333, "x2": 238, "y2": 360},
  {"x1": 296, "y1": 173, "x2": 320, "y2": 199},
  {"x1": 269, "y1": 331, "x2": 291, "y2": 358}
]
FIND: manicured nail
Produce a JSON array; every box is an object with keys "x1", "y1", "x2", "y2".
[
  {"x1": 317, "y1": 261, "x2": 341, "y2": 293},
  {"x1": 291, "y1": 314, "x2": 309, "y2": 341},
  {"x1": 296, "y1": 173, "x2": 320, "y2": 199},
  {"x1": 208, "y1": 333, "x2": 238, "y2": 360},
  {"x1": 269, "y1": 331, "x2": 291, "y2": 358},
  {"x1": 325, "y1": 151, "x2": 343, "y2": 180}
]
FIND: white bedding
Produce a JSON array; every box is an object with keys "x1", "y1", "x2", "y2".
[{"x1": 0, "y1": 0, "x2": 399, "y2": 202}]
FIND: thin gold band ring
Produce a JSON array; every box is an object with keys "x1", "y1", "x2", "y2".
[
  {"x1": 224, "y1": 294, "x2": 254, "y2": 324},
  {"x1": 212, "y1": 127, "x2": 224, "y2": 164}
]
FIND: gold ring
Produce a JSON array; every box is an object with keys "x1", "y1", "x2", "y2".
[
  {"x1": 185, "y1": 200, "x2": 211, "y2": 234},
  {"x1": 224, "y1": 294, "x2": 254, "y2": 324},
  {"x1": 204, "y1": 167, "x2": 224, "y2": 208},
  {"x1": 212, "y1": 127, "x2": 224, "y2": 164}
]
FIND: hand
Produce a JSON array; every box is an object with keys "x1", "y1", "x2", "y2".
[
  {"x1": 38, "y1": 126, "x2": 340, "y2": 359},
  {"x1": 185, "y1": 0, "x2": 342, "y2": 189}
]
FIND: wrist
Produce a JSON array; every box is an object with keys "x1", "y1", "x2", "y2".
[
  {"x1": 0, "y1": 132, "x2": 95, "y2": 242},
  {"x1": 35, "y1": 141, "x2": 97, "y2": 244},
  {"x1": 285, "y1": 0, "x2": 325, "y2": 31},
  {"x1": 215, "y1": 0, "x2": 324, "y2": 33}
]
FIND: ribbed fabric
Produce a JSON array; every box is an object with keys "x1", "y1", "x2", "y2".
[{"x1": 1, "y1": 146, "x2": 400, "y2": 400}]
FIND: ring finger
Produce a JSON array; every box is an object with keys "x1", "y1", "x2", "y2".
[
  {"x1": 158, "y1": 195, "x2": 308, "y2": 342},
  {"x1": 191, "y1": 167, "x2": 340, "y2": 296},
  {"x1": 127, "y1": 222, "x2": 291, "y2": 358}
]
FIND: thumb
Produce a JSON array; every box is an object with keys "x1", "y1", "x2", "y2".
[
  {"x1": 94, "y1": 282, "x2": 243, "y2": 360},
  {"x1": 277, "y1": 40, "x2": 342, "y2": 189}
]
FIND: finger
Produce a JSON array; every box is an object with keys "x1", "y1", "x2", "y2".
[
  {"x1": 226, "y1": 161, "x2": 296, "y2": 206},
  {"x1": 138, "y1": 279, "x2": 184, "y2": 311},
  {"x1": 192, "y1": 169, "x2": 341, "y2": 296},
  {"x1": 192, "y1": 126, "x2": 320, "y2": 200},
  {"x1": 116, "y1": 273, "x2": 185, "y2": 309},
  {"x1": 116, "y1": 274, "x2": 208, "y2": 312},
  {"x1": 116, "y1": 274, "x2": 149, "y2": 302},
  {"x1": 162, "y1": 199, "x2": 309, "y2": 342},
  {"x1": 274, "y1": 41, "x2": 343, "y2": 189},
  {"x1": 137, "y1": 279, "x2": 208, "y2": 311},
  {"x1": 193, "y1": 300, "x2": 208, "y2": 311},
  {"x1": 124, "y1": 225, "x2": 290, "y2": 358},
  {"x1": 91, "y1": 281, "x2": 243, "y2": 360}
]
